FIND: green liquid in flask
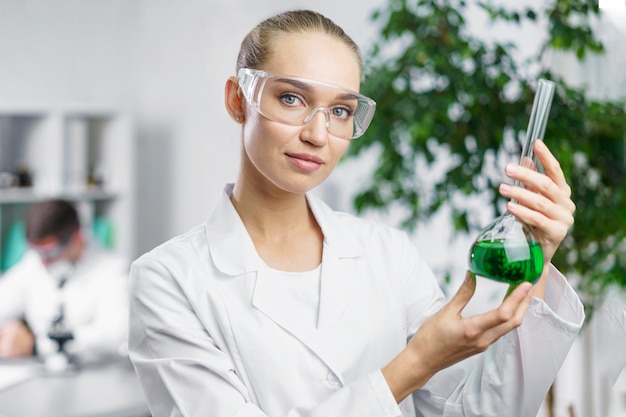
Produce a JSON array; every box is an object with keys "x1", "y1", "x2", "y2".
[{"x1": 468, "y1": 239, "x2": 543, "y2": 285}]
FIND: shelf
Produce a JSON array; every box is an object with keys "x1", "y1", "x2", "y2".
[
  {"x1": 0, "y1": 187, "x2": 118, "y2": 204},
  {"x1": 0, "y1": 104, "x2": 134, "y2": 263}
]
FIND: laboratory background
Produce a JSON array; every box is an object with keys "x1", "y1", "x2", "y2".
[{"x1": 0, "y1": 1, "x2": 624, "y2": 417}]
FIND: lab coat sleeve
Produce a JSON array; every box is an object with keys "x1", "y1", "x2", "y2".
[
  {"x1": 412, "y1": 265, "x2": 585, "y2": 417},
  {"x1": 129, "y1": 253, "x2": 409, "y2": 417},
  {"x1": 67, "y1": 258, "x2": 130, "y2": 356},
  {"x1": 0, "y1": 252, "x2": 38, "y2": 323}
]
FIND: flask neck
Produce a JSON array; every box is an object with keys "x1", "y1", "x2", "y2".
[{"x1": 513, "y1": 79, "x2": 556, "y2": 191}]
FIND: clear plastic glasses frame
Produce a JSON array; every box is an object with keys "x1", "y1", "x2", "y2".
[
  {"x1": 237, "y1": 68, "x2": 376, "y2": 140},
  {"x1": 28, "y1": 232, "x2": 73, "y2": 262}
]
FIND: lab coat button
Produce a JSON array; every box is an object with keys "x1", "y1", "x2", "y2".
[{"x1": 326, "y1": 372, "x2": 341, "y2": 388}]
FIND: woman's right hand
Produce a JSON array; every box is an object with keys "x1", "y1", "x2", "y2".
[{"x1": 382, "y1": 271, "x2": 534, "y2": 403}]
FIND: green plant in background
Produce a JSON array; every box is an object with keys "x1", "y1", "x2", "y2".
[{"x1": 347, "y1": 0, "x2": 626, "y2": 315}]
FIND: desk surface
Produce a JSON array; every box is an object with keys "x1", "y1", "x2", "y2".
[{"x1": 0, "y1": 358, "x2": 150, "y2": 417}]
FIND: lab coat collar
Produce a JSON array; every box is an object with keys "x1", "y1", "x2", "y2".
[
  {"x1": 204, "y1": 184, "x2": 363, "y2": 377},
  {"x1": 205, "y1": 183, "x2": 365, "y2": 276},
  {"x1": 203, "y1": 184, "x2": 259, "y2": 275}
]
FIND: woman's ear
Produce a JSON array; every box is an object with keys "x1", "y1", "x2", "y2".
[{"x1": 225, "y1": 76, "x2": 245, "y2": 123}]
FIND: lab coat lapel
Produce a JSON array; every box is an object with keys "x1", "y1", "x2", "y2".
[
  {"x1": 317, "y1": 244, "x2": 356, "y2": 334},
  {"x1": 252, "y1": 266, "x2": 321, "y2": 348},
  {"x1": 210, "y1": 186, "x2": 365, "y2": 379},
  {"x1": 251, "y1": 192, "x2": 364, "y2": 378},
  {"x1": 251, "y1": 245, "x2": 357, "y2": 379},
  {"x1": 250, "y1": 242, "x2": 356, "y2": 337},
  {"x1": 308, "y1": 192, "x2": 363, "y2": 336}
]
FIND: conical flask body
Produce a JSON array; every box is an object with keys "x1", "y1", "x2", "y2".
[{"x1": 468, "y1": 212, "x2": 543, "y2": 284}]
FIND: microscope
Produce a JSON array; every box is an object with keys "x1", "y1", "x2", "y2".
[{"x1": 44, "y1": 279, "x2": 74, "y2": 374}]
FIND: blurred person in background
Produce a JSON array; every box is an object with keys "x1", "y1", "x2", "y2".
[{"x1": 0, "y1": 199, "x2": 129, "y2": 362}]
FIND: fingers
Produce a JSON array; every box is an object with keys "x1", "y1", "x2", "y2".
[
  {"x1": 433, "y1": 280, "x2": 534, "y2": 358},
  {"x1": 500, "y1": 187, "x2": 574, "y2": 246},
  {"x1": 515, "y1": 140, "x2": 570, "y2": 197},
  {"x1": 506, "y1": 191, "x2": 574, "y2": 224},
  {"x1": 533, "y1": 140, "x2": 571, "y2": 198},
  {"x1": 503, "y1": 140, "x2": 575, "y2": 213},
  {"x1": 446, "y1": 271, "x2": 477, "y2": 314},
  {"x1": 481, "y1": 282, "x2": 534, "y2": 341},
  {"x1": 506, "y1": 200, "x2": 573, "y2": 238},
  {"x1": 405, "y1": 274, "x2": 534, "y2": 379},
  {"x1": 500, "y1": 165, "x2": 575, "y2": 234},
  {"x1": 465, "y1": 282, "x2": 533, "y2": 335},
  {"x1": 503, "y1": 165, "x2": 572, "y2": 209},
  {"x1": 451, "y1": 274, "x2": 533, "y2": 337},
  {"x1": 500, "y1": 142, "x2": 576, "y2": 228}
]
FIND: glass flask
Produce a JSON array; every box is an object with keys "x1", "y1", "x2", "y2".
[{"x1": 468, "y1": 79, "x2": 556, "y2": 297}]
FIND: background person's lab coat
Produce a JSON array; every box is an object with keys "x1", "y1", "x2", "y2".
[
  {"x1": 0, "y1": 242, "x2": 130, "y2": 358},
  {"x1": 129, "y1": 184, "x2": 584, "y2": 417}
]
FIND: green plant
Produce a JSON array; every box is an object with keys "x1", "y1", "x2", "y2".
[{"x1": 347, "y1": 0, "x2": 626, "y2": 314}]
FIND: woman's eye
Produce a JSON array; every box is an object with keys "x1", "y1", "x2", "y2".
[
  {"x1": 279, "y1": 93, "x2": 302, "y2": 106},
  {"x1": 331, "y1": 106, "x2": 353, "y2": 120}
]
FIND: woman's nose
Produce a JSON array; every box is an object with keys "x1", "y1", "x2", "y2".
[{"x1": 301, "y1": 107, "x2": 330, "y2": 146}]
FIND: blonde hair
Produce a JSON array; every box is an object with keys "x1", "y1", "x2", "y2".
[{"x1": 236, "y1": 10, "x2": 362, "y2": 74}]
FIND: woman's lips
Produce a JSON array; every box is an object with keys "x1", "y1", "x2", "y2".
[{"x1": 286, "y1": 152, "x2": 324, "y2": 172}]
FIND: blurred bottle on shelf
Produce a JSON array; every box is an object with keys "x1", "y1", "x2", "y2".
[{"x1": 15, "y1": 164, "x2": 33, "y2": 187}]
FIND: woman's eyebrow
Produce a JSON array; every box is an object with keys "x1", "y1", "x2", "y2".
[
  {"x1": 275, "y1": 78, "x2": 358, "y2": 101},
  {"x1": 275, "y1": 78, "x2": 311, "y2": 91}
]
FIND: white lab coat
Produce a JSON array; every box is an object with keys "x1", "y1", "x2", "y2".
[
  {"x1": 129, "y1": 184, "x2": 584, "y2": 417},
  {"x1": 0, "y1": 242, "x2": 130, "y2": 357}
]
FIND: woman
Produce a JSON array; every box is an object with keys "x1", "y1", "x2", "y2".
[{"x1": 129, "y1": 10, "x2": 583, "y2": 417}]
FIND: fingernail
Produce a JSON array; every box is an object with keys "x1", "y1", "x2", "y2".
[
  {"x1": 506, "y1": 201, "x2": 519, "y2": 212},
  {"x1": 465, "y1": 270, "x2": 475, "y2": 284},
  {"x1": 520, "y1": 282, "x2": 532, "y2": 295},
  {"x1": 505, "y1": 163, "x2": 518, "y2": 175},
  {"x1": 499, "y1": 183, "x2": 512, "y2": 193}
]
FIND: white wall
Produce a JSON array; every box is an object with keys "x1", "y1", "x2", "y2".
[{"x1": 0, "y1": 0, "x2": 138, "y2": 104}]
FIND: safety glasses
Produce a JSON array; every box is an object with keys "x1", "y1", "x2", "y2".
[
  {"x1": 237, "y1": 68, "x2": 376, "y2": 140},
  {"x1": 28, "y1": 232, "x2": 74, "y2": 263}
]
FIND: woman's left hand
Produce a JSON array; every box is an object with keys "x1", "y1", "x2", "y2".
[{"x1": 498, "y1": 139, "x2": 576, "y2": 266}]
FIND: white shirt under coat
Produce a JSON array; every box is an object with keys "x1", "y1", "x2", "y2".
[{"x1": 129, "y1": 184, "x2": 584, "y2": 417}]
